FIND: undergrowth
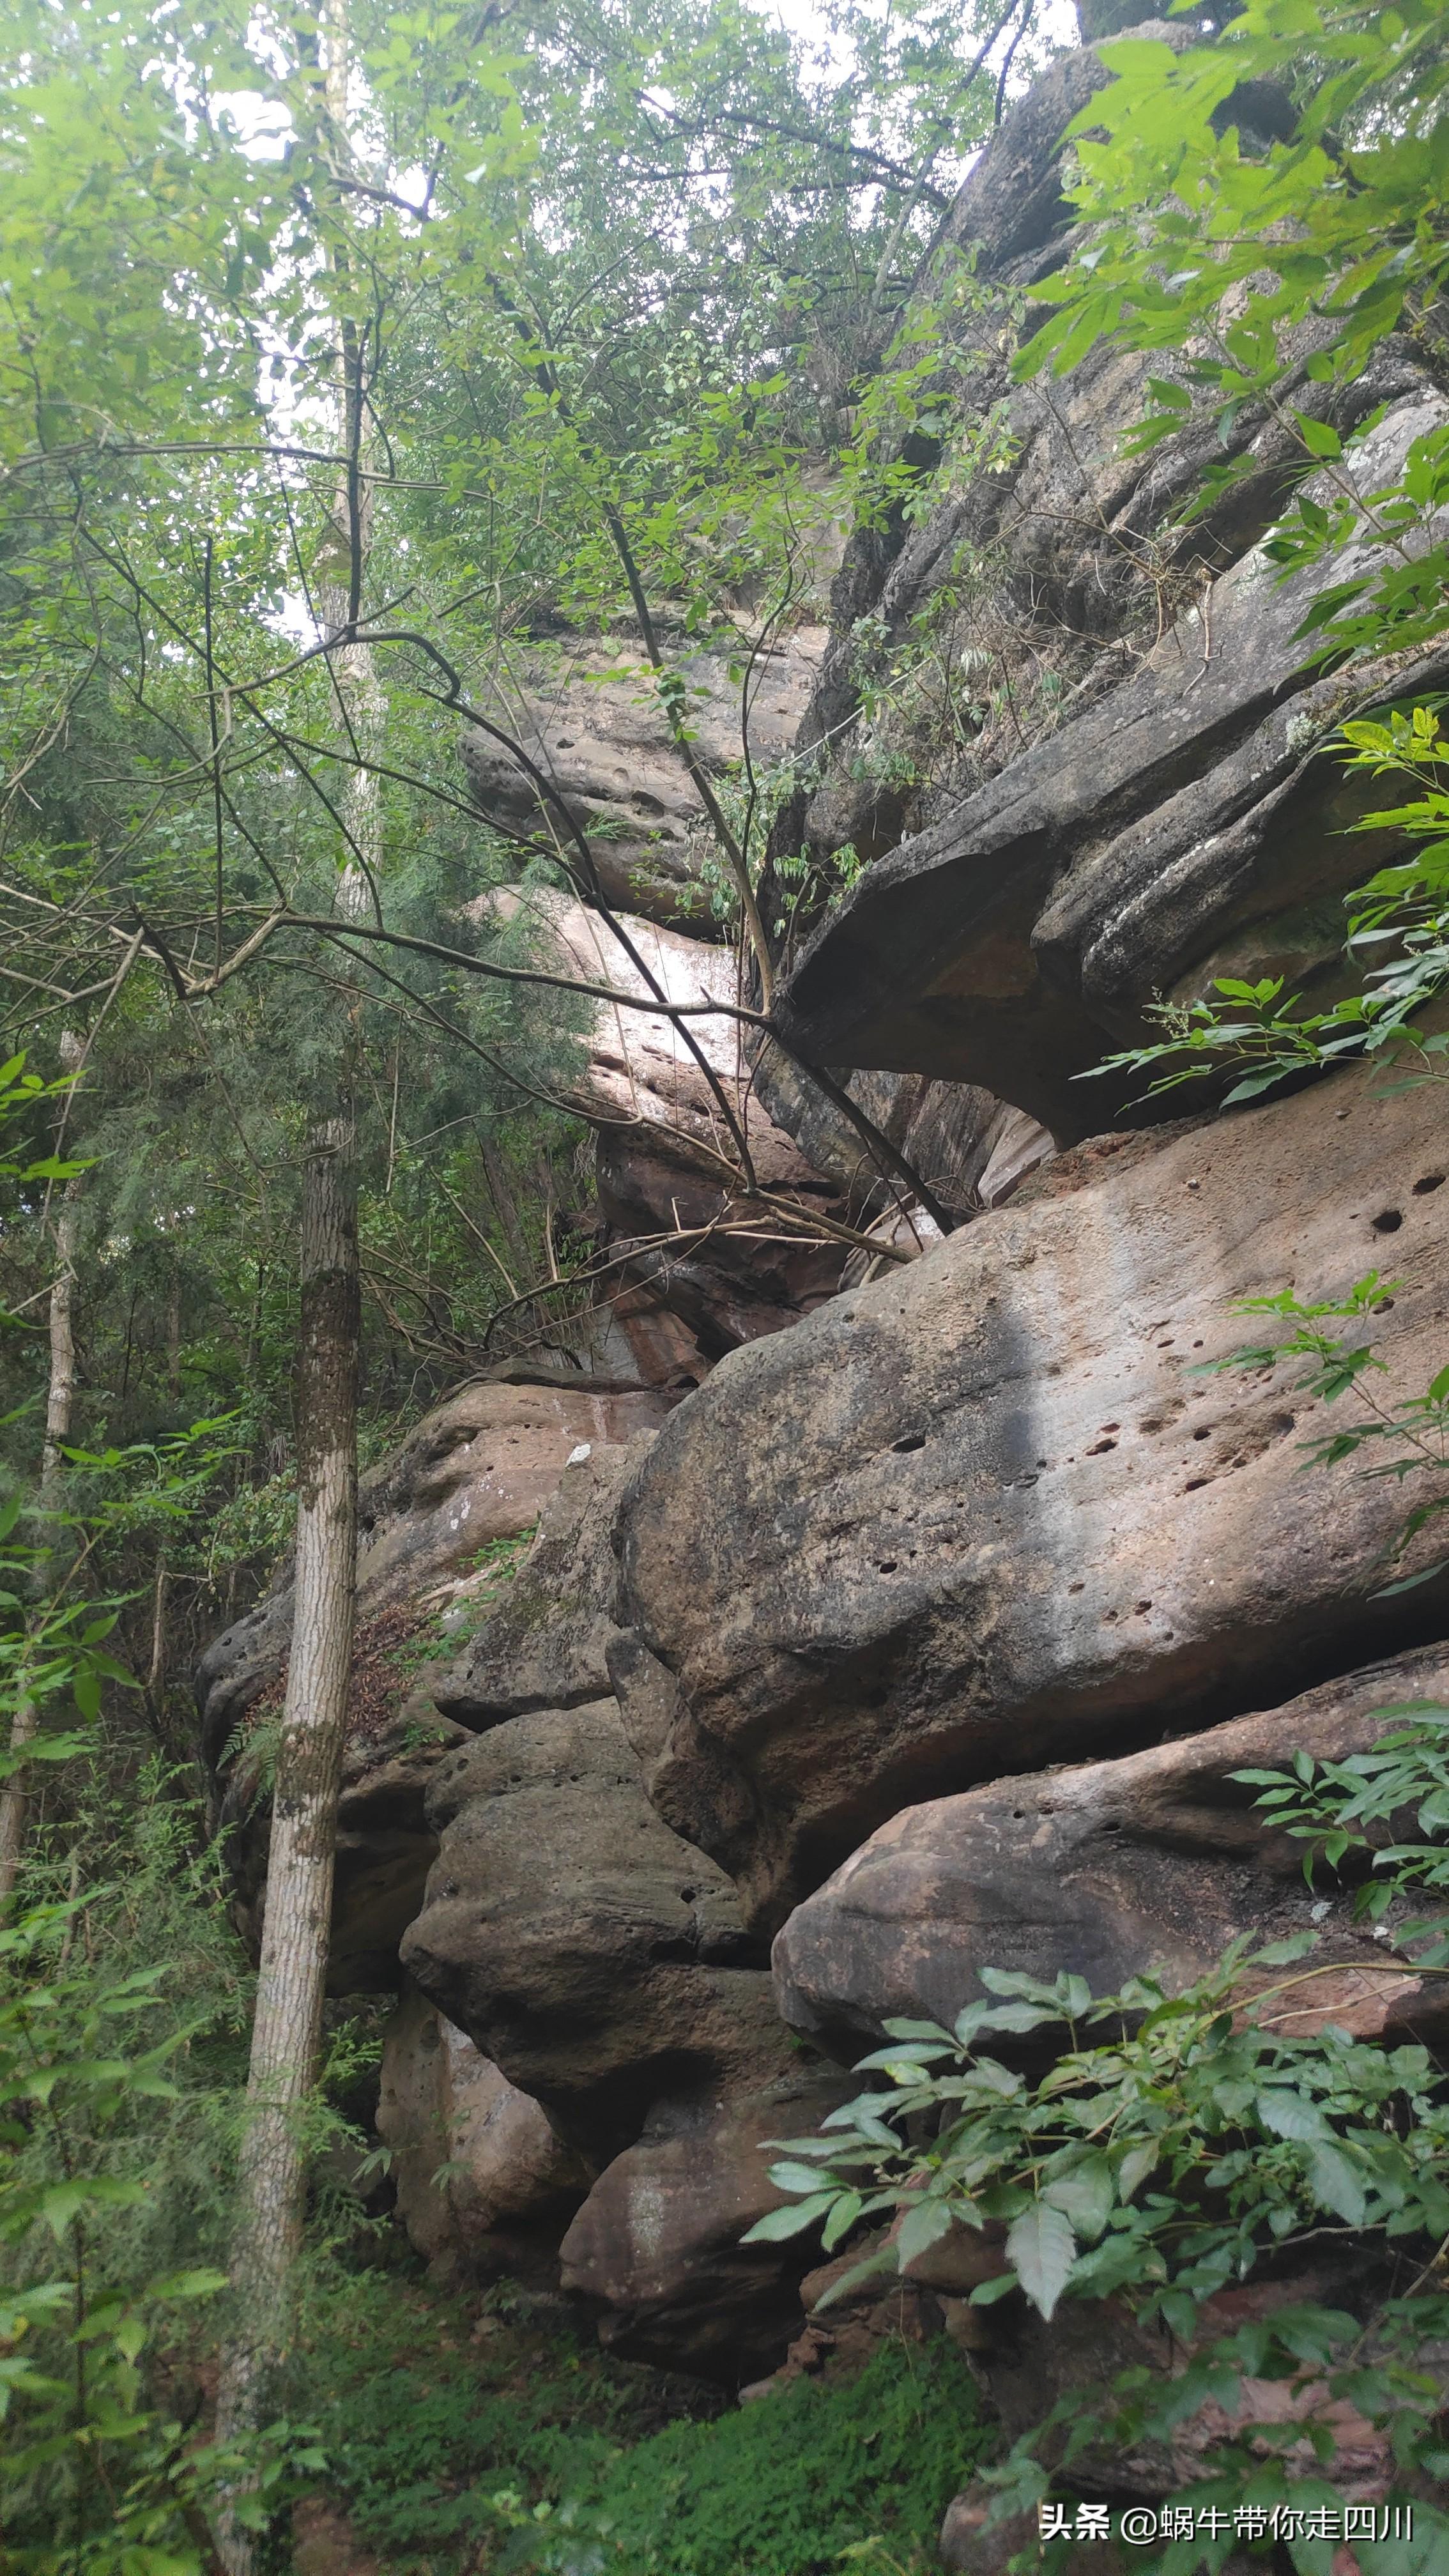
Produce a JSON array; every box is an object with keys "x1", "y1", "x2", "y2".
[
  {"x1": 298, "y1": 2268, "x2": 988, "y2": 2576},
  {"x1": 505, "y1": 2340, "x2": 992, "y2": 2576}
]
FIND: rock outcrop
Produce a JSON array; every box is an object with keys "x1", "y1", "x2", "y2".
[
  {"x1": 377, "y1": 1979, "x2": 590, "y2": 2274},
  {"x1": 196, "y1": 19, "x2": 1449, "y2": 2417},
  {"x1": 489, "y1": 888, "x2": 999, "y2": 1379},
  {"x1": 763, "y1": 26, "x2": 1442, "y2": 1140},
  {"x1": 197, "y1": 1376, "x2": 672, "y2": 1772},
  {"x1": 198, "y1": 1380, "x2": 672, "y2": 1989},
  {"x1": 461, "y1": 631, "x2": 825, "y2": 926},
  {"x1": 774, "y1": 396, "x2": 1449, "y2": 1135},
  {"x1": 558, "y1": 2069, "x2": 851, "y2": 2379},
  {"x1": 773, "y1": 1643, "x2": 1449, "y2": 2060},
  {"x1": 618, "y1": 1066, "x2": 1449, "y2": 1929},
  {"x1": 387, "y1": 1449, "x2": 759, "y2": 2127},
  {"x1": 401, "y1": 1692, "x2": 784, "y2": 2155}
]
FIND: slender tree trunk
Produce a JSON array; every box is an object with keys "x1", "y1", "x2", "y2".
[
  {"x1": 214, "y1": 1114, "x2": 359, "y2": 2572},
  {"x1": 0, "y1": 1064, "x2": 86, "y2": 1903},
  {"x1": 214, "y1": 22, "x2": 369, "y2": 2545}
]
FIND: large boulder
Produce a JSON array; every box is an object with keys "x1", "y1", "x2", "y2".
[
  {"x1": 774, "y1": 1643, "x2": 1449, "y2": 2060},
  {"x1": 433, "y1": 1435, "x2": 644, "y2": 1729},
  {"x1": 197, "y1": 1383, "x2": 671, "y2": 1991},
  {"x1": 376, "y1": 1979, "x2": 590, "y2": 2274},
  {"x1": 557, "y1": 2069, "x2": 850, "y2": 2382},
  {"x1": 773, "y1": 394, "x2": 1449, "y2": 1138},
  {"x1": 483, "y1": 889, "x2": 875, "y2": 1377},
  {"x1": 618, "y1": 1064, "x2": 1449, "y2": 1929},
  {"x1": 400, "y1": 1694, "x2": 784, "y2": 2155}
]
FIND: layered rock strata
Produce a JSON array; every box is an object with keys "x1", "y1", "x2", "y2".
[
  {"x1": 618, "y1": 1066, "x2": 1449, "y2": 1928},
  {"x1": 199, "y1": 1381, "x2": 672, "y2": 1989},
  {"x1": 774, "y1": 1643, "x2": 1449, "y2": 2060},
  {"x1": 195, "y1": 21, "x2": 1449, "y2": 2411}
]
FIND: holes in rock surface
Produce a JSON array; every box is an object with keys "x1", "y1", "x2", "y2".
[
  {"x1": 1184, "y1": 1476, "x2": 1208, "y2": 1491},
  {"x1": 1193, "y1": 1426, "x2": 1211, "y2": 1441},
  {"x1": 1135, "y1": 1600, "x2": 1152, "y2": 1614},
  {"x1": 1099, "y1": 1422, "x2": 1120, "y2": 1433},
  {"x1": 679, "y1": 1887, "x2": 696, "y2": 1905},
  {"x1": 1372, "y1": 1209, "x2": 1404, "y2": 1233},
  {"x1": 893, "y1": 1432, "x2": 927, "y2": 1453},
  {"x1": 1414, "y1": 1173, "x2": 1446, "y2": 1195},
  {"x1": 877, "y1": 1559, "x2": 898, "y2": 1574},
  {"x1": 1086, "y1": 1437, "x2": 1117, "y2": 1455},
  {"x1": 1068, "y1": 1580, "x2": 1084, "y2": 1592}
]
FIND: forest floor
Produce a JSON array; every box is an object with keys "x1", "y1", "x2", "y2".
[{"x1": 289, "y1": 2244, "x2": 992, "y2": 2575}]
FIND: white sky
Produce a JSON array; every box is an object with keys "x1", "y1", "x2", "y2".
[{"x1": 221, "y1": 0, "x2": 1085, "y2": 164}]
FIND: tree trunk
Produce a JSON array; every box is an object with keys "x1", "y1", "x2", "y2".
[
  {"x1": 213, "y1": 1113, "x2": 359, "y2": 2572},
  {"x1": 0, "y1": 1090, "x2": 86, "y2": 1904}
]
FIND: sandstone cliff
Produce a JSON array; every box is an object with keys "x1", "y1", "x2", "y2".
[{"x1": 196, "y1": 16, "x2": 1449, "y2": 2537}]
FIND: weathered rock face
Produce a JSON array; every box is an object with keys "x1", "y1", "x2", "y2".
[
  {"x1": 197, "y1": 1377, "x2": 671, "y2": 1770},
  {"x1": 431, "y1": 1436, "x2": 643, "y2": 1729},
  {"x1": 377, "y1": 1979, "x2": 591, "y2": 2273},
  {"x1": 773, "y1": 1643, "x2": 1449, "y2": 2061},
  {"x1": 197, "y1": 26, "x2": 1449, "y2": 2405},
  {"x1": 461, "y1": 632, "x2": 825, "y2": 928},
  {"x1": 558, "y1": 2070, "x2": 850, "y2": 2380},
  {"x1": 774, "y1": 394, "x2": 1449, "y2": 1138},
  {"x1": 197, "y1": 1384, "x2": 671, "y2": 1991},
  {"x1": 487, "y1": 889, "x2": 1001, "y2": 1377},
  {"x1": 401, "y1": 1694, "x2": 783, "y2": 2155},
  {"x1": 751, "y1": 20, "x2": 1440, "y2": 1142},
  {"x1": 619, "y1": 1066, "x2": 1449, "y2": 1929},
  {"x1": 398, "y1": 1431, "x2": 781, "y2": 2154}
]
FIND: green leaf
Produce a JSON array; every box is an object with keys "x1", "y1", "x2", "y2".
[
  {"x1": 1116, "y1": 2143, "x2": 1158, "y2": 2202},
  {"x1": 1306, "y1": 2143, "x2": 1367, "y2": 2227},
  {"x1": 967, "y1": 2269, "x2": 1018, "y2": 2308},
  {"x1": 821, "y1": 2190, "x2": 864, "y2": 2252},
  {"x1": 1005, "y1": 2203, "x2": 1077, "y2": 2322},
  {"x1": 1294, "y1": 411, "x2": 1344, "y2": 460},
  {"x1": 763, "y1": 2161, "x2": 845, "y2": 2196},
  {"x1": 742, "y1": 2191, "x2": 837, "y2": 2244},
  {"x1": 896, "y1": 2198, "x2": 954, "y2": 2266},
  {"x1": 1043, "y1": 2156, "x2": 1114, "y2": 2242},
  {"x1": 1256, "y1": 2089, "x2": 1330, "y2": 2143}
]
